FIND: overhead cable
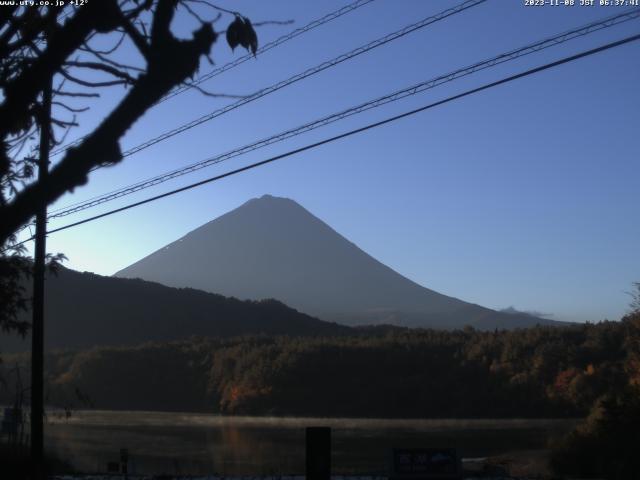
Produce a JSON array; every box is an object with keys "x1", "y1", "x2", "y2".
[{"x1": 48, "y1": 8, "x2": 640, "y2": 219}]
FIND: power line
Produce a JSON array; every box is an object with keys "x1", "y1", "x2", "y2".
[
  {"x1": 45, "y1": 0, "x2": 491, "y2": 215},
  {"x1": 50, "y1": 0, "x2": 377, "y2": 156},
  {"x1": 50, "y1": 0, "x2": 488, "y2": 165},
  {"x1": 162, "y1": 0, "x2": 377, "y2": 102},
  {"x1": 50, "y1": 7, "x2": 640, "y2": 216},
  {"x1": 7, "y1": 31, "x2": 634, "y2": 251},
  {"x1": 48, "y1": 8, "x2": 640, "y2": 219}
]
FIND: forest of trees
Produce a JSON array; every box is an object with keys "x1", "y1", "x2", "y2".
[{"x1": 2, "y1": 313, "x2": 638, "y2": 419}]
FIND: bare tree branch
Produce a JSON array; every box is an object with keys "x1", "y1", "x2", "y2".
[
  {"x1": 60, "y1": 67, "x2": 131, "y2": 88},
  {"x1": 80, "y1": 30, "x2": 127, "y2": 56},
  {"x1": 52, "y1": 89, "x2": 100, "y2": 98},
  {"x1": 0, "y1": 4, "x2": 219, "y2": 243},
  {"x1": 0, "y1": 2, "x2": 119, "y2": 136},
  {"x1": 64, "y1": 60, "x2": 137, "y2": 82},
  {"x1": 52, "y1": 101, "x2": 90, "y2": 113}
]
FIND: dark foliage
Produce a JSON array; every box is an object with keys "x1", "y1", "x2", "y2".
[
  {"x1": 550, "y1": 310, "x2": 640, "y2": 479},
  {"x1": 550, "y1": 387, "x2": 640, "y2": 479},
  {"x1": 0, "y1": 254, "x2": 31, "y2": 336},
  {"x1": 226, "y1": 15, "x2": 258, "y2": 55},
  {"x1": 0, "y1": 251, "x2": 65, "y2": 340},
  {"x1": 2, "y1": 317, "x2": 637, "y2": 419},
  {"x1": 0, "y1": 2, "x2": 261, "y2": 349}
]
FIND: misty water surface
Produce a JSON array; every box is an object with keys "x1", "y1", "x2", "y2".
[{"x1": 43, "y1": 411, "x2": 578, "y2": 475}]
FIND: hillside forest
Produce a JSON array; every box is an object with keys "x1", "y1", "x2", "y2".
[{"x1": 1, "y1": 313, "x2": 638, "y2": 419}]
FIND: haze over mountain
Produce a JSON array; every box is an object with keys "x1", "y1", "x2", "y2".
[
  {"x1": 116, "y1": 195, "x2": 563, "y2": 330},
  {"x1": 0, "y1": 267, "x2": 349, "y2": 353}
]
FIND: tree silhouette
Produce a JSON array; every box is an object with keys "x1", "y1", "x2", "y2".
[
  {"x1": 0, "y1": 0, "x2": 258, "y2": 334},
  {"x1": 0, "y1": 0, "x2": 262, "y2": 244}
]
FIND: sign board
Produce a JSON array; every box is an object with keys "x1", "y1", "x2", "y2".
[{"x1": 390, "y1": 448, "x2": 461, "y2": 480}]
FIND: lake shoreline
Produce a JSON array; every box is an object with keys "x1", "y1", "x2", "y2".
[
  {"x1": 40, "y1": 410, "x2": 575, "y2": 476},
  {"x1": 45, "y1": 409, "x2": 583, "y2": 429}
]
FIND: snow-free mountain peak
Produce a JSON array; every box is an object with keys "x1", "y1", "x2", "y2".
[{"x1": 116, "y1": 195, "x2": 562, "y2": 330}]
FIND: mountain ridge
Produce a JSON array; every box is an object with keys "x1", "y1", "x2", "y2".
[
  {"x1": 0, "y1": 266, "x2": 351, "y2": 352},
  {"x1": 116, "y1": 194, "x2": 564, "y2": 330}
]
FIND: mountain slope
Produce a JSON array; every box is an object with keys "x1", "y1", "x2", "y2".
[
  {"x1": 116, "y1": 195, "x2": 562, "y2": 330},
  {"x1": 0, "y1": 267, "x2": 350, "y2": 352}
]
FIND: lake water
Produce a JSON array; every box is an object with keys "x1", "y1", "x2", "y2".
[{"x1": 43, "y1": 411, "x2": 578, "y2": 475}]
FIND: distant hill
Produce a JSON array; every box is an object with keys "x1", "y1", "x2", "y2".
[
  {"x1": 0, "y1": 267, "x2": 350, "y2": 352},
  {"x1": 116, "y1": 194, "x2": 565, "y2": 330}
]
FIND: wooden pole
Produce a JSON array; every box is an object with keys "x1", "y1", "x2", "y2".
[
  {"x1": 306, "y1": 427, "x2": 331, "y2": 480},
  {"x1": 31, "y1": 67, "x2": 52, "y2": 479}
]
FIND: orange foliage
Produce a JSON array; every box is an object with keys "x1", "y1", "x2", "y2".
[{"x1": 554, "y1": 368, "x2": 579, "y2": 393}]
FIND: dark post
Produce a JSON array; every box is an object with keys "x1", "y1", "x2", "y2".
[
  {"x1": 120, "y1": 448, "x2": 129, "y2": 479},
  {"x1": 306, "y1": 426, "x2": 331, "y2": 480},
  {"x1": 31, "y1": 67, "x2": 52, "y2": 478}
]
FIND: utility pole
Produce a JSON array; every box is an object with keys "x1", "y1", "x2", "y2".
[{"x1": 31, "y1": 65, "x2": 52, "y2": 479}]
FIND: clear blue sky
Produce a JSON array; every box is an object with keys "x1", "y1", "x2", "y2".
[{"x1": 24, "y1": 0, "x2": 640, "y2": 323}]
